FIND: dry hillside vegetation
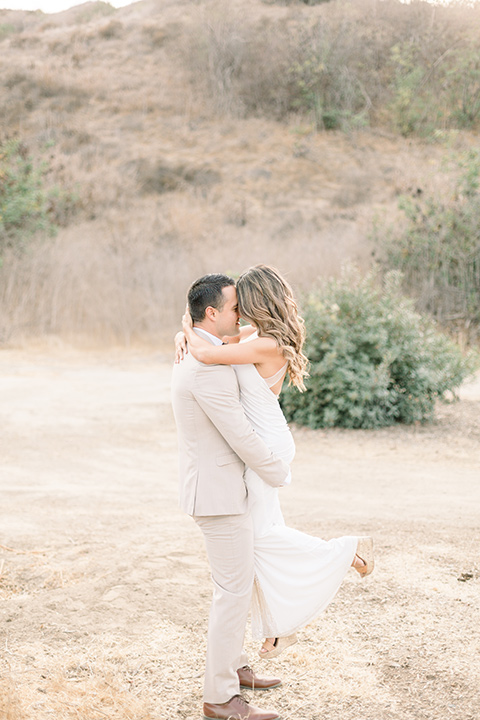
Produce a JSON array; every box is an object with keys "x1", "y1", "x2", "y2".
[{"x1": 1, "y1": 0, "x2": 480, "y2": 342}]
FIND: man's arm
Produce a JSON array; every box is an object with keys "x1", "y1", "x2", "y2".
[{"x1": 193, "y1": 363, "x2": 290, "y2": 488}]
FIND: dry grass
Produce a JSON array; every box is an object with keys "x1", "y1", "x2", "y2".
[
  {"x1": 1, "y1": 495, "x2": 480, "y2": 720},
  {"x1": 0, "y1": 122, "x2": 457, "y2": 347},
  {"x1": 0, "y1": 231, "x2": 179, "y2": 344},
  {"x1": 1, "y1": 0, "x2": 480, "y2": 345},
  {"x1": 1, "y1": 351, "x2": 479, "y2": 719}
]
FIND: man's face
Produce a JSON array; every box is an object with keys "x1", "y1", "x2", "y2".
[{"x1": 214, "y1": 285, "x2": 240, "y2": 337}]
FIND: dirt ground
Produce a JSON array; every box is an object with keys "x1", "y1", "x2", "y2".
[{"x1": 1, "y1": 346, "x2": 479, "y2": 720}]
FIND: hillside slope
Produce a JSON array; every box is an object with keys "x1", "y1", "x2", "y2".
[{"x1": 1, "y1": 0, "x2": 478, "y2": 342}]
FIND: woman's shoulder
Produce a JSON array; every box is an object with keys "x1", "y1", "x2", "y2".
[{"x1": 241, "y1": 332, "x2": 278, "y2": 351}]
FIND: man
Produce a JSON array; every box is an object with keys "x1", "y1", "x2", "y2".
[{"x1": 171, "y1": 274, "x2": 290, "y2": 720}]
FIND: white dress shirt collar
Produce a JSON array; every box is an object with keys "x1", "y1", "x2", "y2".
[{"x1": 193, "y1": 327, "x2": 223, "y2": 346}]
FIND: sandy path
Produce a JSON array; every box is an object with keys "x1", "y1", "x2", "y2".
[{"x1": 1, "y1": 349, "x2": 479, "y2": 720}]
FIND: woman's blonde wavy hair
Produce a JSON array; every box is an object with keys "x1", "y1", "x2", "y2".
[{"x1": 236, "y1": 264, "x2": 309, "y2": 391}]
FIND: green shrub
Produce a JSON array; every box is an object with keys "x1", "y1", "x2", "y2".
[
  {"x1": 446, "y1": 45, "x2": 480, "y2": 129},
  {"x1": 0, "y1": 140, "x2": 78, "y2": 255},
  {"x1": 0, "y1": 23, "x2": 17, "y2": 41},
  {"x1": 0, "y1": 140, "x2": 54, "y2": 253},
  {"x1": 376, "y1": 151, "x2": 480, "y2": 340},
  {"x1": 389, "y1": 40, "x2": 480, "y2": 137},
  {"x1": 280, "y1": 270, "x2": 477, "y2": 429},
  {"x1": 389, "y1": 42, "x2": 437, "y2": 137},
  {"x1": 287, "y1": 37, "x2": 369, "y2": 131}
]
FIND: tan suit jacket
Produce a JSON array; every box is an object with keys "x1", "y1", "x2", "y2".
[{"x1": 171, "y1": 347, "x2": 290, "y2": 516}]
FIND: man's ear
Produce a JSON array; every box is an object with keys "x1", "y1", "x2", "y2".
[{"x1": 204, "y1": 305, "x2": 216, "y2": 322}]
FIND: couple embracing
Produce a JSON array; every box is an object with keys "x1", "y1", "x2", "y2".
[{"x1": 171, "y1": 265, "x2": 374, "y2": 720}]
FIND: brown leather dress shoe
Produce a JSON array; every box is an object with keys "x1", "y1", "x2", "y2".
[
  {"x1": 203, "y1": 694, "x2": 281, "y2": 720},
  {"x1": 237, "y1": 665, "x2": 282, "y2": 690}
]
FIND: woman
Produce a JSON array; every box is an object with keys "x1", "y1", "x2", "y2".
[{"x1": 176, "y1": 264, "x2": 373, "y2": 659}]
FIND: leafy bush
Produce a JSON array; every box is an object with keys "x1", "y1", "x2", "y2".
[
  {"x1": 376, "y1": 151, "x2": 480, "y2": 340},
  {"x1": 389, "y1": 40, "x2": 480, "y2": 137},
  {"x1": 286, "y1": 26, "x2": 370, "y2": 131},
  {"x1": 0, "y1": 140, "x2": 78, "y2": 255},
  {"x1": 0, "y1": 23, "x2": 17, "y2": 41},
  {"x1": 446, "y1": 44, "x2": 480, "y2": 129},
  {"x1": 280, "y1": 270, "x2": 477, "y2": 429},
  {"x1": 389, "y1": 42, "x2": 439, "y2": 137},
  {"x1": 0, "y1": 140, "x2": 55, "y2": 253}
]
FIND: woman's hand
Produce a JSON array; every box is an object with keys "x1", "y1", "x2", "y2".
[
  {"x1": 182, "y1": 307, "x2": 194, "y2": 334},
  {"x1": 175, "y1": 307, "x2": 194, "y2": 363},
  {"x1": 174, "y1": 331, "x2": 188, "y2": 363}
]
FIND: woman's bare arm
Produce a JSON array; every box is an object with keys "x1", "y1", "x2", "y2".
[
  {"x1": 175, "y1": 323, "x2": 255, "y2": 361},
  {"x1": 182, "y1": 316, "x2": 278, "y2": 365},
  {"x1": 222, "y1": 324, "x2": 257, "y2": 344}
]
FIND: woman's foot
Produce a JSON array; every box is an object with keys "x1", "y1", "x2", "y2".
[
  {"x1": 258, "y1": 634, "x2": 297, "y2": 660},
  {"x1": 352, "y1": 536, "x2": 374, "y2": 577}
]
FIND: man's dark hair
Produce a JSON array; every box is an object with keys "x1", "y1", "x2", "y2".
[{"x1": 188, "y1": 274, "x2": 235, "y2": 323}]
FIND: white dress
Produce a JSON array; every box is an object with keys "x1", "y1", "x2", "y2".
[{"x1": 233, "y1": 353, "x2": 357, "y2": 641}]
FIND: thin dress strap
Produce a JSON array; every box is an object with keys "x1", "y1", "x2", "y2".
[{"x1": 264, "y1": 362, "x2": 288, "y2": 388}]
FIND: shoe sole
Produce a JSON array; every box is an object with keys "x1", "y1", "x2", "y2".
[
  {"x1": 204, "y1": 716, "x2": 282, "y2": 720},
  {"x1": 239, "y1": 681, "x2": 282, "y2": 690}
]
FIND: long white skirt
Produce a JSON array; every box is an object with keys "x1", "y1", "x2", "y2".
[{"x1": 246, "y1": 468, "x2": 357, "y2": 640}]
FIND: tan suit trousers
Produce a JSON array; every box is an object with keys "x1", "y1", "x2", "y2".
[{"x1": 195, "y1": 509, "x2": 254, "y2": 703}]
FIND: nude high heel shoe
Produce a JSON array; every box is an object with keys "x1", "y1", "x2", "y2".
[
  {"x1": 353, "y1": 536, "x2": 374, "y2": 577},
  {"x1": 258, "y1": 634, "x2": 297, "y2": 660}
]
